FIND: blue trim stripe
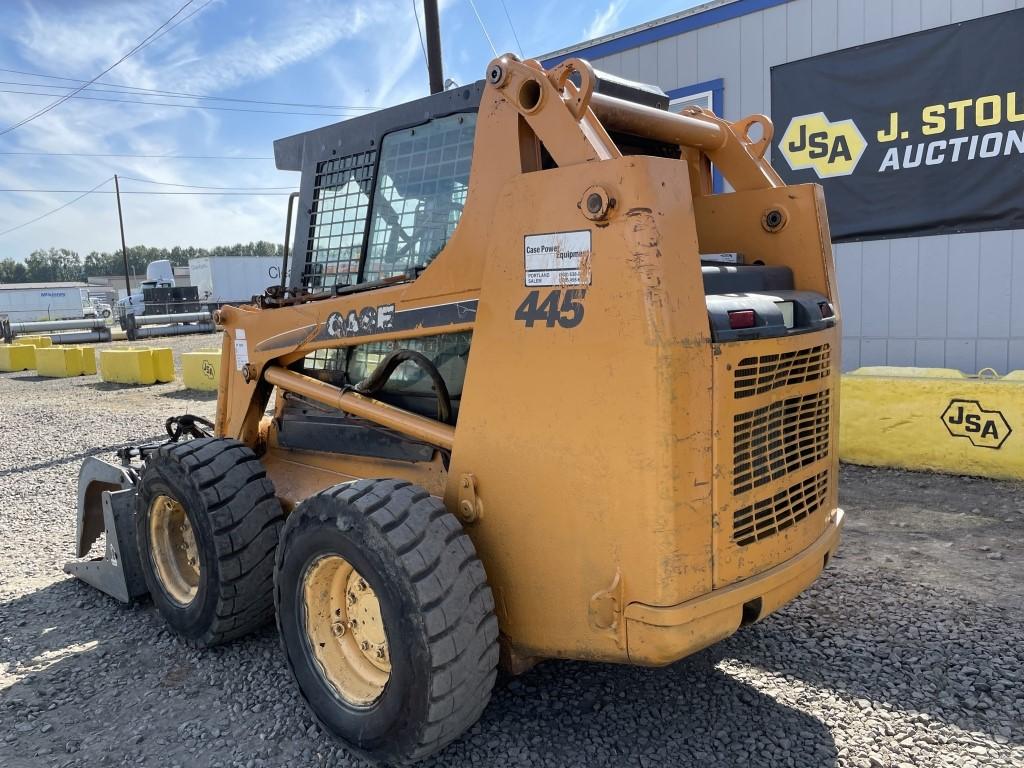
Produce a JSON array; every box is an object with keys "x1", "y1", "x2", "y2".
[
  {"x1": 542, "y1": 0, "x2": 792, "y2": 67},
  {"x1": 665, "y1": 78, "x2": 724, "y2": 103},
  {"x1": 667, "y1": 79, "x2": 726, "y2": 193}
]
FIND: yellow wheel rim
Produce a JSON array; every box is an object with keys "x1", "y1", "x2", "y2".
[
  {"x1": 148, "y1": 495, "x2": 200, "y2": 606},
  {"x1": 303, "y1": 555, "x2": 391, "y2": 706}
]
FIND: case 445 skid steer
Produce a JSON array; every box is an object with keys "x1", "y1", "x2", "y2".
[{"x1": 67, "y1": 55, "x2": 844, "y2": 763}]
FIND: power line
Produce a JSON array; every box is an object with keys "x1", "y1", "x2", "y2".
[
  {"x1": 0, "y1": 87, "x2": 353, "y2": 117},
  {"x1": 0, "y1": 177, "x2": 113, "y2": 237},
  {"x1": 0, "y1": 188, "x2": 290, "y2": 195},
  {"x1": 0, "y1": 151, "x2": 272, "y2": 160},
  {"x1": 139, "y1": 0, "x2": 216, "y2": 50},
  {"x1": 466, "y1": 0, "x2": 498, "y2": 57},
  {"x1": 411, "y1": 0, "x2": 431, "y2": 76},
  {"x1": 0, "y1": 188, "x2": 290, "y2": 196},
  {"x1": 0, "y1": 69, "x2": 380, "y2": 111},
  {"x1": 497, "y1": 0, "x2": 525, "y2": 58},
  {"x1": 117, "y1": 175, "x2": 292, "y2": 190},
  {"x1": 118, "y1": 191, "x2": 292, "y2": 195},
  {"x1": 0, "y1": 0, "x2": 201, "y2": 137}
]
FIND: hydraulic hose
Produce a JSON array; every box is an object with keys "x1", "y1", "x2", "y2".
[{"x1": 354, "y1": 349, "x2": 453, "y2": 424}]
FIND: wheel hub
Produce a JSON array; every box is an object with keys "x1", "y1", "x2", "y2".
[
  {"x1": 148, "y1": 495, "x2": 200, "y2": 606},
  {"x1": 303, "y1": 555, "x2": 390, "y2": 706}
]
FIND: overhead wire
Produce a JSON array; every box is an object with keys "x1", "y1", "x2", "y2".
[
  {"x1": 0, "y1": 174, "x2": 293, "y2": 238},
  {"x1": 411, "y1": 0, "x2": 432, "y2": 77},
  {"x1": 0, "y1": 87, "x2": 354, "y2": 117},
  {"x1": 466, "y1": 0, "x2": 498, "y2": 57},
  {"x1": 0, "y1": 0, "x2": 200, "y2": 137},
  {"x1": 0, "y1": 68, "x2": 380, "y2": 111},
  {"x1": 0, "y1": 188, "x2": 289, "y2": 196},
  {"x1": 497, "y1": 0, "x2": 525, "y2": 58},
  {"x1": 0, "y1": 176, "x2": 113, "y2": 237},
  {"x1": 0, "y1": 151, "x2": 272, "y2": 160},
  {"x1": 134, "y1": 0, "x2": 216, "y2": 50},
  {"x1": 116, "y1": 175, "x2": 292, "y2": 190}
]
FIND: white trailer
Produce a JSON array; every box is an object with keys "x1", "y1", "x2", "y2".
[
  {"x1": 188, "y1": 256, "x2": 279, "y2": 305},
  {"x1": 0, "y1": 282, "x2": 90, "y2": 322}
]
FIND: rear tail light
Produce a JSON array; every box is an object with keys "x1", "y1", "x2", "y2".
[
  {"x1": 728, "y1": 309, "x2": 756, "y2": 329},
  {"x1": 818, "y1": 301, "x2": 835, "y2": 318}
]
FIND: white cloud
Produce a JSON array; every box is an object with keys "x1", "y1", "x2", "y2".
[
  {"x1": 0, "y1": 0, "x2": 524, "y2": 260},
  {"x1": 584, "y1": 0, "x2": 628, "y2": 41},
  {"x1": 0, "y1": 0, "x2": 386, "y2": 258}
]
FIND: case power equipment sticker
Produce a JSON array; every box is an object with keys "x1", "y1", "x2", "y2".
[{"x1": 524, "y1": 230, "x2": 593, "y2": 287}]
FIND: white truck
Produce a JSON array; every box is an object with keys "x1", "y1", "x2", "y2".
[
  {"x1": 0, "y1": 282, "x2": 91, "y2": 322},
  {"x1": 116, "y1": 260, "x2": 176, "y2": 317},
  {"x1": 188, "y1": 256, "x2": 279, "y2": 306}
]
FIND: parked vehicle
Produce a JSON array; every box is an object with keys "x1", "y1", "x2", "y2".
[
  {"x1": 0, "y1": 282, "x2": 91, "y2": 322},
  {"x1": 70, "y1": 54, "x2": 843, "y2": 764},
  {"x1": 188, "y1": 256, "x2": 280, "y2": 306},
  {"x1": 83, "y1": 299, "x2": 113, "y2": 319},
  {"x1": 116, "y1": 260, "x2": 175, "y2": 318}
]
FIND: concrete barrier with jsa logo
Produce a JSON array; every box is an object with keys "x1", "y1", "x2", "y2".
[{"x1": 840, "y1": 367, "x2": 1023, "y2": 480}]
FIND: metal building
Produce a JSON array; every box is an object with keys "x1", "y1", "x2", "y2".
[{"x1": 542, "y1": 0, "x2": 1024, "y2": 372}]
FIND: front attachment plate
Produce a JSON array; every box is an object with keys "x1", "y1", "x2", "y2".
[{"x1": 65, "y1": 457, "x2": 148, "y2": 604}]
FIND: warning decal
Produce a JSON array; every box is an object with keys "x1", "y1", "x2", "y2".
[
  {"x1": 234, "y1": 328, "x2": 249, "y2": 371},
  {"x1": 524, "y1": 230, "x2": 592, "y2": 287}
]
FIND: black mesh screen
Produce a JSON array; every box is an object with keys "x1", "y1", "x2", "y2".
[
  {"x1": 301, "y1": 150, "x2": 377, "y2": 290},
  {"x1": 364, "y1": 114, "x2": 475, "y2": 282}
]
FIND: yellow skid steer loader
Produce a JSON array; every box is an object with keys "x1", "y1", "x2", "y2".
[{"x1": 68, "y1": 55, "x2": 843, "y2": 763}]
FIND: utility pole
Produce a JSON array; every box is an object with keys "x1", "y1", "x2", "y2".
[
  {"x1": 423, "y1": 0, "x2": 444, "y2": 94},
  {"x1": 114, "y1": 174, "x2": 131, "y2": 297}
]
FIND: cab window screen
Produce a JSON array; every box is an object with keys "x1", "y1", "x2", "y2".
[
  {"x1": 301, "y1": 151, "x2": 376, "y2": 290},
  {"x1": 364, "y1": 114, "x2": 475, "y2": 282}
]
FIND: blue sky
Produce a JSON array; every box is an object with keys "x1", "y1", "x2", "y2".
[{"x1": 0, "y1": 0, "x2": 699, "y2": 260}]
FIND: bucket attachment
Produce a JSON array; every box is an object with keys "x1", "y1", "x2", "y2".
[{"x1": 64, "y1": 456, "x2": 149, "y2": 604}]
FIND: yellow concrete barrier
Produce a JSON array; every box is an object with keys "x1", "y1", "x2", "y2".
[
  {"x1": 840, "y1": 367, "x2": 1024, "y2": 480},
  {"x1": 35, "y1": 346, "x2": 97, "y2": 378},
  {"x1": 13, "y1": 336, "x2": 52, "y2": 348},
  {"x1": 182, "y1": 350, "x2": 221, "y2": 391},
  {"x1": 99, "y1": 347, "x2": 175, "y2": 385},
  {"x1": 0, "y1": 343, "x2": 36, "y2": 371}
]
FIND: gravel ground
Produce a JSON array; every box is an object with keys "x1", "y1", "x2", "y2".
[{"x1": 1, "y1": 333, "x2": 1022, "y2": 767}]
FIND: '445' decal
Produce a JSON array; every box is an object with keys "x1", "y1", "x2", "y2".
[{"x1": 514, "y1": 288, "x2": 586, "y2": 328}]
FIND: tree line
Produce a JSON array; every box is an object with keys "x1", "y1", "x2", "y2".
[{"x1": 0, "y1": 241, "x2": 284, "y2": 284}]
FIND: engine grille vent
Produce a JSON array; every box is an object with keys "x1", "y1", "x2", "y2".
[
  {"x1": 734, "y1": 344, "x2": 831, "y2": 399},
  {"x1": 733, "y1": 390, "x2": 830, "y2": 496},
  {"x1": 732, "y1": 470, "x2": 829, "y2": 547}
]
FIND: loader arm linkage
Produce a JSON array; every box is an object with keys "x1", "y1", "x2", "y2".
[{"x1": 214, "y1": 55, "x2": 796, "y2": 451}]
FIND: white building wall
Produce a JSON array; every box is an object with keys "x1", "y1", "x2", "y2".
[{"x1": 555, "y1": 0, "x2": 1024, "y2": 372}]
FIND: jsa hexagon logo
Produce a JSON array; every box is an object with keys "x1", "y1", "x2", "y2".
[
  {"x1": 779, "y1": 112, "x2": 867, "y2": 178},
  {"x1": 941, "y1": 399, "x2": 1011, "y2": 449}
]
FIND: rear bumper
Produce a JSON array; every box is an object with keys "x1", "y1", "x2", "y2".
[{"x1": 624, "y1": 507, "x2": 844, "y2": 666}]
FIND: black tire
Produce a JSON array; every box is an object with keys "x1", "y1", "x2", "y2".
[
  {"x1": 136, "y1": 437, "x2": 284, "y2": 646},
  {"x1": 275, "y1": 479, "x2": 499, "y2": 764}
]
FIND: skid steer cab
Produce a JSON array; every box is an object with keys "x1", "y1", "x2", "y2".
[{"x1": 68, "y1": 55, "x2": 843, "y2": 764}]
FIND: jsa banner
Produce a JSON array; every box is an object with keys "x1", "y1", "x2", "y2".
[{"x1": 770, "y1": 10, "x2": 1024, "y2": 242}]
